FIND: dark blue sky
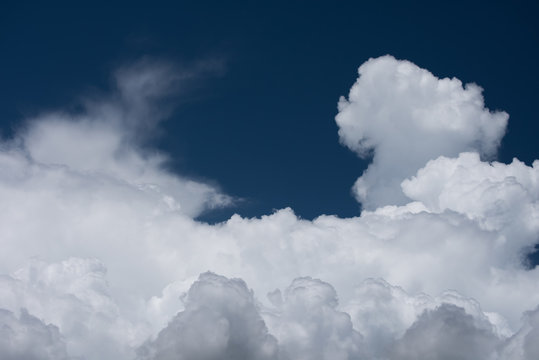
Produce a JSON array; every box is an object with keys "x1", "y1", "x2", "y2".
[{"x1": 1, "y1": 0, "x2": 538, "y2": 222}]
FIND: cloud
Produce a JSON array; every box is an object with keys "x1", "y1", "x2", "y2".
[
  {"x1": 137, "y1": 273, "x2": 539, "y2": 360},
  {"x1": 335, "y1": 55, "x2": 508, "y2": 209},
  {"x1": 0, "y1": 60, "x2": 232, "y2": 299},
  {"x1": 345, "y1": 278, "x2": 512, "y2": 358},
  {"x1": 137, "y1": 272, "x2": 279, "y2": 360},
  {"x1": 402, "y1": 152, "x2": 539, "y2": 255},
  {"x1": 389, "y1": 303, "x2": 499, "y2": 360},
  {"x1": 0, "y1": 258, "x2": 139, "y2": 359},
  {"x1": 0, "y1": 56, "x2": 538, "y2": 359},
  {"x1": 0, "y1": 308, "x2": 70, "y2": 360},
  {"x1": 500, "y1": 306, "x2": 539, "y2": 360},
  {"x1": 139, "y1": 274, "x2": 364, "y2": 360},
  {"x1": 264, "y1": 277, "x2": 364, "y2": 360},
  {"x1": 13, "y1": 59, "x2": 231, "y2": 217}
]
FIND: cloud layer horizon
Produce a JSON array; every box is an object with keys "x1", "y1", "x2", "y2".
[{"x1": 1, "y1": 55, "x2": 538, "y2": 359}]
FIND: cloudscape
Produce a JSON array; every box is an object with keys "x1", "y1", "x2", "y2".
[
  {"x1": 1, "y1": 54, "x2": 538, "y2": 359},
  {"x1": 1, "y1": 2, "x2": 538, "y2": 359}
]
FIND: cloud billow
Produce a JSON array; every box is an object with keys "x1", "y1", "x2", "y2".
[
  {"x1": 0, "y1": 56, "x2": 538, "y2": 359},
  {"x1": 335, "y1": 55, "x2": 508, "y2": 209},
  {"x1": 0, "y1": 309, "x2": 70, "y2": 360},
  {"x1": 137, "y1": 273, "x2": 279, "y2": 360}
]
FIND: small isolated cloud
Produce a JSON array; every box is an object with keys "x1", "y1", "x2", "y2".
[{"x1": 336, "y1": 55, "x2": 508, "y2": 209}]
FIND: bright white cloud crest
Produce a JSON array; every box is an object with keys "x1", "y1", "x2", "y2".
[
  {"x1": 1, "y1": 56, "x2": 538, "y2": 359},
  {"x1": 336, "y1": 55, "x2": 508, "y2": 209}
]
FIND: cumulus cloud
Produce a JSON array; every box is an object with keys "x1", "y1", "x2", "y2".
[
  {"x1": 500, "y1": 306, "x2": 539, "y2": 360},
  {"x1": 139, "y1": 274, "x2": 364, "y2": 360},
  {"x1": 344, "y1": 277, "x2": 510, "y2": 358},
  {"x1": 264, "y1": 277, "x2": 364, "y2": 360},
  {"x1": 0, "y1": 308, "x2": 70, "y2": 360},
  {"x1": 402, "y1": 152, "x2": 539, "y2": 260},
  {"x1": 1, "y1": 55, "x2": 538, "y2": 359},
  {"x1": 137, "y1": 272, "x2": 279, "y2": 360},
  {"x1": 389, "y1": 304, "x2": 499, "y2": 360},
  {"x1": 138, "y1": 273, "x2": 538, "y2": 360},
  {"x1": 0, "y1": 60, "x2": 232, "y2": 304},
  {"x1": 336, "y1": 55, "x2": 508, "y2": 209},
  {"x1": 0, "y1": 258, "x2": 140, "y2": 359}
]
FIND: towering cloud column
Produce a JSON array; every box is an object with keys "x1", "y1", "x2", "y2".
[{"x1": 336, "y1": 55, "x2": 508, "y2": 209}]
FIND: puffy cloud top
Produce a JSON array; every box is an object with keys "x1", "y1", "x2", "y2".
[
  {"x1": 402, "y1": 152, "x2": 539, "y2": 263},
  {"x1": 336, "y1": 55, "x2": 508, "y2": 209},
  {"x1": 389, "y1": 304, "x2": 499, "y2": 360},
  {"x1": 265, "y1": 277, "x2": 363, "y2": 360},
  {"x1": 137, "y1": 272, "x2": 279, "y2": 360}
]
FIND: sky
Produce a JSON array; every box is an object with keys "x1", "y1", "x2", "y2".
[
  {"x1": 2, "y1": 0, "x2": 538, "y2": 222},
  {"x1": 1, "y1": 1, "x2": 539, "y2": 359}
]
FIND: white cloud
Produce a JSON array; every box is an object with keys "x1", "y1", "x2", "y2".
[
  {"x1": 12, "y1": 60, "x2": 231, "y2": 218},
  {"x1": 0, "y1": 258, "x2": 141, "y2": 359},
  {"x1": 402, "y1": 152, "x2": 539, "y2": 260},
  {"x1": 263, "y1": 277, "x2": 364, "y2": 360},
  {"x1": 0, "y1": 56, "x2": 538, "y2": 359},
  {"x1": 344, "y1": 277, "x2": 512, "y2": 358},
  {"x1": 138, "y1": 273, "x2": 538, "y2": 360},
  {"x1": 335, "y1": 55, "x2": 508, "y2": 209}
]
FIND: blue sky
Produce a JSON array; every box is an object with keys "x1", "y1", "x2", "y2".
[{"x1": 2, "y1": 0, "x2": 537, "y2": 222}]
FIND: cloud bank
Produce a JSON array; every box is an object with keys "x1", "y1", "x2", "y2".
[{"x1": 0, "y1": 56, "x2": 537, "y2": 359}]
